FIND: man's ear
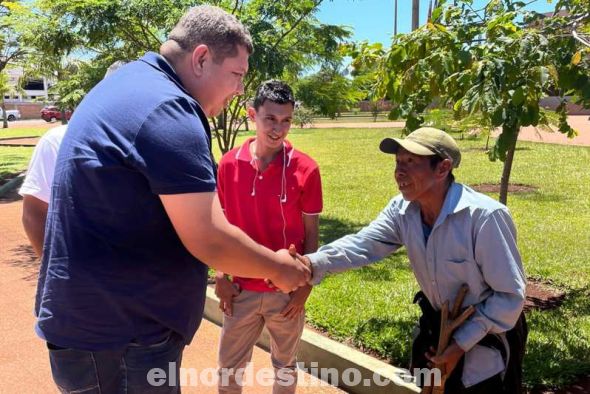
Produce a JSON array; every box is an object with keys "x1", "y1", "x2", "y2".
[
  {"x1": 437, "y1": 158, "x2": 452, "y2": 180},
  {"x1": 191, "y1": 44, "x2": 210, "y2": 76},
  {"x1": 247, "y1": 106, "x2": 257, "y2": 122}
]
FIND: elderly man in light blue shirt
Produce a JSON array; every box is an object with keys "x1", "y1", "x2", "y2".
[{"x1": 300, "y1": 127, "x2": 527, "y2": 393}]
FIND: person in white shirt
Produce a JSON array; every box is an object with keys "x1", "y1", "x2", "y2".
[{"x1": 19, "y1": 125, "x2": 67, "y2": 257}]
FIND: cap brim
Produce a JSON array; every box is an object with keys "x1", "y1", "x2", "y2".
[{"x1": 379, "y1": 137, "x2": 436, "y2": 156}]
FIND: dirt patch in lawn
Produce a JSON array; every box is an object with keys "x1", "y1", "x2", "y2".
[
  {"x1": 472, "y1": 183, "x2": 538, "y2": 194},
  {"x1": 525, "y1": 279, "x2": 566, "y2": 312}
]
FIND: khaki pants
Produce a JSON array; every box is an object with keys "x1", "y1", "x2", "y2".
[{"x1": 217, "y1": 290, "x2": 305, "y2": 394}]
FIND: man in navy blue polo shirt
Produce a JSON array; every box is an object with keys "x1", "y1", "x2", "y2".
[{"x1": 36, "y1": 5, "x2": 310, "y2": 393}]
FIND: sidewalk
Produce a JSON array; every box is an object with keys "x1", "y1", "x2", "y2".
[
  {"x1": 0, "y1": 197, "x2": 342, "y2": 393},
  {"x1": 313, "y1": 116, "x2": 590, "y2": 146},
  {"x1": 516, "y1": 115, "x2": 590, "y2": 146}
]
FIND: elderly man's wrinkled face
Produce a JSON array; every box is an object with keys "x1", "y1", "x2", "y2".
[{"x1": 394, "y1": 148, "x2": 439, "y2": 202}]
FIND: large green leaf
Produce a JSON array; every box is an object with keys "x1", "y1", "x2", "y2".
[{"x1": 511, "y1": 87, "x2": 525, "y2": 106}]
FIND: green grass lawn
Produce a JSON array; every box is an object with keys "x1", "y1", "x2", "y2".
[
  {"x1": 0, "y1": 146, "x2": 34, "y2": 183},
  {"x1": 0, "y1": 127, "x2": 49, "y2": 139},
  {"x1": 218, "y1": 127, "x2": 590, "y2": 388},
  {"x1": 3, "y1": 126, "x2": 589, "y2": 389},
  {"x1": 289, "y1": 128, "x2": 590, "y2": 390},
  {"x1": 0, "y1": 129, "x2": 44, "y2": 182}
]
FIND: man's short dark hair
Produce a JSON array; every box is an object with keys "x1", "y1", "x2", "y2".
[
  {"x1": 168, "y1": 5, "x2": 253, "y2": 63},
  {"x1": 253, "y1": 80, "x2": 295, "y2": 110}
]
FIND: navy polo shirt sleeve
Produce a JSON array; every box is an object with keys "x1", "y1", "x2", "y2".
[{"x1": 133, "y1": 98, "x2": 216, "y2": 195}]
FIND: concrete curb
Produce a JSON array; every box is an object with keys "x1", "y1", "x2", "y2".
[
  {"x1": 0, "y1": 174, "x2": 24, "y2": 198},
  {"x1": 0, "y1": 135, "x2": 39, "y2": 141},
  {"x1": 203, "y1": 287, "x2": 420, "y2": 394}
]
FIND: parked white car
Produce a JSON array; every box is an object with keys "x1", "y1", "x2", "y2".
[{"x1": 0, "y1": 108, "x2": 21, "y2": 121}]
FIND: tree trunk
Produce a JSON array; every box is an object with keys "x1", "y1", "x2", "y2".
[
  {"x1": 216, "y1": 110, "x2": 228, "y2": 153},
  {"x1": 499, "y1": 129, "x2": 519, "y2": 206},
  {"x1": 229, "y1": 107, "x2": 241, "y2": 152},
  {"x1": 61, "y1": 109, "x2": 68, "y2": 125},
  {"x1": 216, "y1": 112, "x2": 225, "y2": 132},
  {"x1": 394, "y1": 0, "x2": 398, "y2": 35},
  {"x1": 412, "y1": 0, "x2": 420, "y2": 30},
  {"x1": 1, "y1": 100, "x2": 7, "y2": 129}
]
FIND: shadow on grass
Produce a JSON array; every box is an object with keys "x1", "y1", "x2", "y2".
[
  {"x1": 320, "y1": 216, "x2": 364, "y2": 244},
  {"x1": 320, "y1": 216, "x2": 412, "y2": 280},
  {"x1": 5, "y1": 244, "x2": 39, "y2": 284},
  {"x1": 350, "y1": 253, "x2": 413, "y2": 281},
  {"x1": 525, "y1": 285, "x2": 590, "y2": 390},
  {"x1": 0, "y1": 186, "x2": 23, "y2": 203},
  {"x1": 0, "y1": 174, "x2": 24, "y2": 203},
  {"x1": 517, "y1": 192, "x2": 566, "y2": 204},
  {"x1": 475, "y1": 189, "x2": 566, "y2": 204},
  {"x1": 0, "y1": 170, "x2": 21, "y2": 186},
  {"x1": 352, "y1": 316, "x2": 417, "y2": 366}
]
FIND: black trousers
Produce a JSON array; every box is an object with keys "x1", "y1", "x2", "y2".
[{"x1": 411, "y1": 291, "x2": 528, "y2": 394}]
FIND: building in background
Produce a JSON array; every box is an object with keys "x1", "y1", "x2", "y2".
[
  {"x1": 3, "y1": 66, "x2": 55, "y2": 119},
  {"x1": 5, "y1": 66, "x2": 54, "y2": 102}
]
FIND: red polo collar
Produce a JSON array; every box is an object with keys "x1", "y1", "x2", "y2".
[{"x1": 234, "y1": 138, "x2": 295, "y2": 168}]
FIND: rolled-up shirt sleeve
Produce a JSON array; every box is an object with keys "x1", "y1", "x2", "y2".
[
  {"x1": 307, "y1": 199, "x2": 404, "y2": 285},
  {"x1": 454, "y1": 208, "x2": 526, "y2": 351}
]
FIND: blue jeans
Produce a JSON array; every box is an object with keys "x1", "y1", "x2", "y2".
[{"x1": 47, "y1": 333, "x2": 185, "y2": 393}]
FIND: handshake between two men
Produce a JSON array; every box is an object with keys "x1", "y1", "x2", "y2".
[
  {"x1": 215, "y1": 245, "x2": 315, "y2": 318},
  {"x1": 267, "y1": 245, "x2": 312, "y2": 292},
  {"x1": 217, "y1": 245, "x2": 312, "y2": 295}
]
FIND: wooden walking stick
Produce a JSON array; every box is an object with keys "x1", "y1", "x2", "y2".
[{"x1": 421, "y1": 284, "x2": 475, "y2": 394}]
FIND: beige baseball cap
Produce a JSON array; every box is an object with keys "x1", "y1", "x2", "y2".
[{"x1": 379, "y1": 127, "x2": 461, "y2": 168}]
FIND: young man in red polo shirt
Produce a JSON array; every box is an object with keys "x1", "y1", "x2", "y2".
[{"x1": 215, "y1": 80, "x2": 322, "y2": 393}]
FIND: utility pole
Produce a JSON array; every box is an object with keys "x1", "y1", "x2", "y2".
[
  {"x1": 412, "y1": 0, "x2": 420, "y2": 30},
  {"x1": 394, "y1": 0, "x2": 398, "y2": 35}
]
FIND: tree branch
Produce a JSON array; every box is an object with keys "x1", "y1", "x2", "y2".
[
  {"x1": 268, "y1": 0, "x2": 323, "y2": 53},
  {"x1": 137, "y1": 18, "x2": 163, "y2": 48},
  {"x1": 573, "y1": 30, "x2": 590, "y2": 47},
  {"x1": 231, "y1": 102, "x2": 248, "y2": 149},
  {"x1": 465, "y1": 2, "x2": 486, "y2": 23},
  {"x1": 0, "y1": 47, "x2": 27, "y2": 71},
  {"x1": 231, "y1": 0, "x2": 241, "y2": 15},
  {"x1": 117, "y1": 20, "x2": 153, "y2": 51}
]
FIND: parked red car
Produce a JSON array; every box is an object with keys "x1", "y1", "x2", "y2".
[{"x1": 41, "y1": 106, "x2": 73, "y2": 122}]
